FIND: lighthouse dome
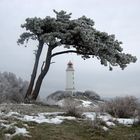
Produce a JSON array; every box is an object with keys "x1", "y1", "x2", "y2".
[{"x1": 67, "y1": 61, "x2": 73, "y2": 68}]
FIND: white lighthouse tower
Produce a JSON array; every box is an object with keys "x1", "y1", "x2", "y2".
[{"x1": 66, "y1": 61, "x2": 75, "y2": 92}]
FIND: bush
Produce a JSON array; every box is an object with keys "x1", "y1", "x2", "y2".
[
  {"x1": 105, "y1": 96, "x2": 138, "y2": 118},
  {"x1": 0, "y1": 72, "x2": 28, "y2": 103},
  {"x1": 83, "y1": 90, "x2": 101, "y2": 100},
  {"x1": 63, "y1": 98, "x2": 82, "y2": 118},
  {"x1": 73, "y1": 90, "x2": 101, "y2": 101}
]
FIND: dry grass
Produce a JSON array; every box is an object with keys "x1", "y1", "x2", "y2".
[{"x1": 0, "y1": 117, "x2": 140, "y2": 140}]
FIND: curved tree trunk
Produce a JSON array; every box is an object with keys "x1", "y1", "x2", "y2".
[
  {"x1": 31, "y1": 46, "x2": 53, "y2": 100},
  {"x1": 25, "y1": 41, "x2": 44, "y2": 100}
]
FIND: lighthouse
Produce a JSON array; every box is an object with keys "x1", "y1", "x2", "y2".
[{"x1": 66, "y1": 61, "x2": 75, "y2": 92}]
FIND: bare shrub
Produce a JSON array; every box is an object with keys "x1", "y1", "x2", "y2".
[
  {"x1": 97, "y1": 102, "x2": 106, "y2": 113},
  {"x1": 63, "y1": 98, "x2": 83, "y2": 118},
  {"x1": 93, "y1": 114, "x2": 106, "y2": 129},
  {"x1": 0, "y1": 72, "x2": 28, "y2": 103},
  {"x1": 105, "y1": 96, "x2": 138, "y2": 118}
]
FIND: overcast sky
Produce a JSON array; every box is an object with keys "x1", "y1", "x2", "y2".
[{"x1": 0, "y1": 0, "x2": 139, "y2": 98}]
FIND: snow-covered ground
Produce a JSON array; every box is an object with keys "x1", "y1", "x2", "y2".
[
  {"x1": 0, "y1": 110, "x2": 137, "y2": 126},
  {"x1": 0, "y1": 111, "x2": 77, "y2": 139},
  {"x1": 0, "y1": 104, "x2": 138, "y2": 139}
]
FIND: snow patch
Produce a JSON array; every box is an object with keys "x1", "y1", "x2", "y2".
[
  {"x1": 48, "y1": 117, "x2": 63, "y2": 124},
  {"x1": 14, "y1": 126, "x2": 29, "y2": 136},
  {"x1": 19, "y1": 103, "x2": 33, "y2": 106},
  {"x1": 16, "y1": 112, "x2": 75, "y2": 124},
  {"x1": 6, "y1": 111, "x2": 20, "y2": 117},
  {"x1": 99, "y1": 113, "x2": 112, "y2": 122},
  {"x1": 4, "y1": 126, "x2": 30, "y2": 139},
  {"x1": 102, "y1": 126, "x2": 109, "y2": 131},
  {"x1": 56, "y1": 116, "x2": 76, "y2": 120},
  {"x1": 83, "y1": 112, "x2": 96, "y2": 120},
  {"x1": 1, "y1": 122, "x2": 30, "y2": 139},
  {"x1": 106, "y1": 121, "x2": 115, "y2": 126},
  {"x1": 39, "y1": 112, "x2": 64, "y2": 116},
  {"x1": 116, "y1": 118, "x2": 136, "y2": 125},
  {"x1": 80, "y1": 100, "x2": 92, "y2": 107}
]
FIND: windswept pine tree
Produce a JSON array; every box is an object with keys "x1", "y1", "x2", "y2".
[{"x1": 18, "y1": 10, "x2": 137, "y2": 100}]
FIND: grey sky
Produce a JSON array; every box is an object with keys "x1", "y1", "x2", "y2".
[{"x1": 0, "y1": 0, "x2": 139, "y2": 98}]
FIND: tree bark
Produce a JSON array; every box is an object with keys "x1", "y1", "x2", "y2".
[
  {"x1": 31, "y1": 46, "x2": 53, "y2": 100},
  {"x1": 24, "y1": 41, "x2": 44, "y2": 100}
]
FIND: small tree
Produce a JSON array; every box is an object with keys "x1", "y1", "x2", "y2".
[
  {"x1": 0, "y1": 72, "x2": 28, "y2": 103},
  {"x1": 18, "y1": 10, "x2": 137, "y2": 100}
]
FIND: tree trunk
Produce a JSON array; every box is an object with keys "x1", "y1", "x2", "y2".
[
  {"x1": 24, "y1": 41, "x2": 44, "y2": 100},
  {"x1": 31, "y1": 46, "x2": 53, "y2": 100}
]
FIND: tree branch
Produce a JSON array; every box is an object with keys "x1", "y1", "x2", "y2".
[
  {"x1": 51, "y1": 50, "x2": 81, "y2": 57},
  {"x1": 51, "y1": 50, "x2": 95, "y2": 58}
]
